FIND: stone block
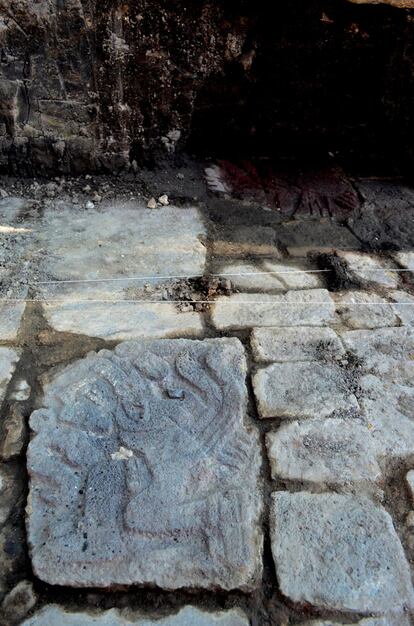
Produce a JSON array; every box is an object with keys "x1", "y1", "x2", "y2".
[
  {"x1": 212, "y1": 290, "x2": 335, "y2": 330},
  {"x1": 271, "y1": 492, "x2": 414, "y2": 613},
  {"x1": 27, "y1": 338, "x2": 262, "y2": 590},
  {"x1": 335, "y1": 291, "x2": 398, "y2": 329},
  {"x1": 251, "y1": 327, "x2": 344, "y2": 362},
  {"x1": 266, "y1": 418, "x2": 381, "y2": 485},
  {"x1": 253, "y1": 362, "x2": 358, "y2": 419}
]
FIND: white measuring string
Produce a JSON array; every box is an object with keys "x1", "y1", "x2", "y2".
[
  {"x1": 1, "y1": 298, "x2": 414, "y2": 305},
  {"x1": 34, "y1": 267, "x2": 414, "y2": 285},
  {"x1": 36, "y1": 269, "x2": 331, "y2": 285}
]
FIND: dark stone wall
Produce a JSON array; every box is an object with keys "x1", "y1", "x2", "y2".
[{"x1": 0, "y1": 0, "x2": 413, "y2": 175}]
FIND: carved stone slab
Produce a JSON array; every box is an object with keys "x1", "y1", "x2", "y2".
[{"x1": 27, "y1": 338, "x2": 262, "y2": 590}]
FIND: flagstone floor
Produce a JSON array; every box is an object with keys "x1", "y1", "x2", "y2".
[{"x1": 0, "y1": 174, "x2": 413, "y2": 625}]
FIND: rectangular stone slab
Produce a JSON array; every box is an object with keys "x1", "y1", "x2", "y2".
[
  {"x1": 271, "y1": 491, "x2": 414, "y2": 613},
  {"x1": 27, "y1": 338, "x2": 263, "y2": 590},
  {"x1": 212, "y1": 289, "x2": 335, "y2": 330},
  {"x1": 253, "y1": 362, "x2": 359, "y2": 419}
]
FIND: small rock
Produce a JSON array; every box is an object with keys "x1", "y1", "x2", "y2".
[
  {"x1": 92, "y1": 193, "x2": 102, "y2": 203},
  {"x1": 0, "y1": 404, "x2": 27, "y2": 460},
  {"x1": 147, "y1": 197, "x2": 157, "y2": 209},
  {"x1": 10, "y1": 379, "x2": 31, "y2": 402},
  {"x1": 45, "y1": 182, "x2": 57, "y2": 198},
  {"x1": 158, "y1": 194, "x2": 169, "y2": 206},
  {"x1": 1, "y1": 580, "x2": 37, "y2": 624},
  {"x1": 406, "y1": 511, "x2": 414, "y2": 528},
  {"x1": 85, "y1": 201, "x2": 94, "y2": 210},
  {"x1": 83, "y1": 185, "x2": 92, "y2": 193},
  {"x1": 177, "y1": 173, "x2": 185, "y2": 180},
  {"x1": 0, "y1": 348, "x2": 21, "y2": 404},
  {"x1": 0, "y1": 189, "x2": 8, "y2": 199},
  {"x1": 406, "y1": 470, "x2": 414, "y2": 503},
  {"x1": 110, "y1": 446, "x2": 134, "y2": 461}
]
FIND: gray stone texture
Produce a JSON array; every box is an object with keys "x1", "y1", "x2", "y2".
[
  {"x1": 271, "y1": 492, "x2": 414, "y2": 613},
  {"x1": 212, "y1": 290, "x2": 335, "y2": 330},
  {"x1": 0, "y1": 302, "x2": 26, "y2": 341},
  {"x1": 0, "y1": 403, "x2": 27, "y2": 460},
  {"x1": 0, "y1": 1, "x2": 258, "y2": 173},
  {"x1": 358, "y1": 373, "x2": 414, "y2": 458},
  {"x1": 393, "y1": 251, "x2": 414, "y2": 271},
  {"x1": 253, "y1": 362, "x2": 358, "y2": 419},
  {"x1": 302, "y1": 617, "x2": 411, "y2": 626},
  {"x1": 388, "y1": 290, "x2": 414, "y2": 326},
  {"x1": 219, "y1": 262, "x2": 285, "y2": 291},
  {"x1": 340, "y1": 327, "x2": 414, "y2": 376},
  {"x1": 27, "y1": 338, "x2": 262, "y2": 590},
  {"x1": 42, "y1": 301, "x2": 203, "y2": 342},
  {"x1": 348, "y1": 182, "x2": 414, "y2": 250},
  {"x1": 406, "y1": 470, "x2": 414, "y2": 503},
  {"x1": 335, "y1": 291, "x2": 398, "y2": 329},
  {"x1": 263, "y1": 261, "x2": 324, "y2": 289},
  {"x1": 276, "y1": 219, "x2": 360, "y2": 256},
  {"x1": 34, "y1": 202, "x2": 206, "y2": 339},
  {"x1": 37, "y1": 203, "x2": 206, "y2": 288},
  {"x1": 266, "y1": 418, "x2": 381, "y2": 485},
  {"x1": 219, "y1": 260, "x2": 323, "y2": 292},
  {"x1": 21, "y1": 606, "x2": 250, "y2": 626},
  {"x1": 339, "y1": 327, "x2": 414, "y2": 459},
  {"x1": 251, "y1": 327, "x2": 344, "y2": 362},
  {"x1": 212, "y1": 226, "x2": 282, "y2": 258},
  {"x1": 336, "y1": 252, "x2": 399, "y2": 289},
  {"x1": 0, "y1": 347, "x2": 20, "y2": 403},
  {"x1": 0, "y1": 580, "x2": 37, "y2": 625}
]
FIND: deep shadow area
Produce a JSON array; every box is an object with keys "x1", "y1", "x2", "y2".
[{"x1": 188, "y1": 0, "x2": 414, "y2": 177}]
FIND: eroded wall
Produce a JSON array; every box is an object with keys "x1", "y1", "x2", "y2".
[{"x1": 0, "y1": 0, "x2": 413, "y2": 174}]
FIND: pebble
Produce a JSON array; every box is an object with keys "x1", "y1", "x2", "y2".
[
  {"x1": 406, "y1": 470, "x2": 414, "y2": 503},
  {"x1": 0, "y1": 580, "x2": 37, "y2": 624},
  {"x1": 158, "y1": 194, "x2": 169, "y2": 205},
  {"x1": 147, "y1": 197, "x2": 158, "y2": 209},
  {"x1": 85, "y1": 201, "x2": 94, "y2": 209},
  {"x1": 406, "y1": 511, "x2": 414, "y2": 527}
]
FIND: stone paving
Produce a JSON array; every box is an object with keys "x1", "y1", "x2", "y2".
[{"x1": 0, "y1": 182, "x2": 413, "y2": 625}]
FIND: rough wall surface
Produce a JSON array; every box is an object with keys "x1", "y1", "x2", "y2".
[
  {"x1": 0, "y1": 0, "x2": 250, "y2": 173},
  {"x1": 0, "y1": 0, "x2": 413, "y2": 174}
]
